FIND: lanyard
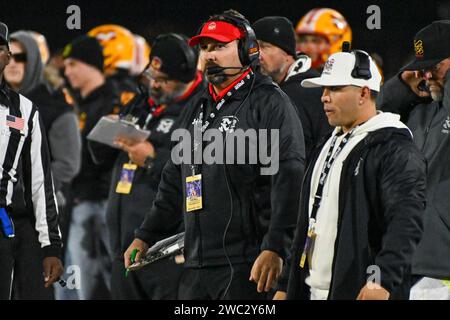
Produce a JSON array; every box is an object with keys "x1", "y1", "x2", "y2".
[
  {"x1": 198, "y1": 70, "x2": 253, "y2": 134},
  {"x1": 309, "y1": 128, "x2": 355, "y2": 224},
  {"x1": 300, "y1": 128, "x2": 355, "y2": 269},
  {"x1": 143, "y1": 99, "x2": 166, "y2": 128},
  {"x1": 190, "y1": 70, "x2": 254, "y2": 175}
]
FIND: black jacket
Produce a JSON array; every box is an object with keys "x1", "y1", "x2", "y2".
[
  {"x1": 281, "y1": 127, "x2": 426, "y2": 300},
  {"x1": 280, "y1": 61, "x2": 331, "y2": 161},
  {"x1": 378, "y1": 73, "x2": 450, "y2": 279},
  {"x1": 71, "y1": 80, "x2": 121, "y2": 202},
  {"x1": 135, "y1": 71, "x2": 306, "y2": 267},
  {"x1": 95, "y1": 75, "x2": 206, "y2": 260}
]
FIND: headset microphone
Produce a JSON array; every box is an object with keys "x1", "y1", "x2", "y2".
[{"x1": 205, "y1": 66, "x2": 246, "y2": 85}]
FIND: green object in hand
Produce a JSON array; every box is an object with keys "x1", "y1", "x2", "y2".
[
  {"x1": 125, "y1": 249, "x2": 140, "y2": 278},
  {"x1": 131, "y1": 248, "x2": 139, "y2": 263}
]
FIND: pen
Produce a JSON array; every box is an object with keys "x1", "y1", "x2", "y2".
[{"x1": 125, "y1": 248, "x2": 139, "y2": 278}]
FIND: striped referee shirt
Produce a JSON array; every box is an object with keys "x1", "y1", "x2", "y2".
[{"x1": 0, "y1": 80, "x2": 61, "y2": 257}]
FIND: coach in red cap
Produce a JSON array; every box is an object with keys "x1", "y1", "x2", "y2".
[{"x1": 126, "y1": 9, "x2": 305, "y2": 300}]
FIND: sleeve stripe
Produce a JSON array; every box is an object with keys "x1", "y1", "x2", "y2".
[{"x1": 29, "y1": 105, "x2": 61, "y2": 248}]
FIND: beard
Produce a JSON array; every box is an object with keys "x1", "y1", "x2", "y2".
[
  {"x1": 427, "y1": 81, "x2": 444, "y2": 102},
  {"x1": 150, "y1": 84, "x2": 186, "y2": 105},
  {"x1": 259, "y1": 62, "x2": 287, "y2": 83},
  {"x1": 430, "y1": 88, "x2": 444, "y2": 101},
  {"x1": 431, "y1": 91, "x2": 443, "y2": 102},
  {"x1": 205, "y1": 63, "x2": 228, "y2": 86}
]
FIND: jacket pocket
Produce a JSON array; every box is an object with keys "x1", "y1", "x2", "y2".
[{"x1": 433, "y1": 179, "x2": 450, "y2": 230}]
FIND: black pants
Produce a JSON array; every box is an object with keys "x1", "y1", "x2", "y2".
[
  {"x1": 178, "y1": 263, "x2": 267, "y2": 300},
  {"x1": 0, "y1": 218, "x2": 53, "y2": 300},
  {"x1": 111, "y1": 257, "x2": 183, "y2": 300}
]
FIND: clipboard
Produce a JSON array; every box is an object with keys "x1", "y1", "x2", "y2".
[
  {"x1": 127, "y1": 232, "x2": 185, "y2": 272},
  {"x1": 87, "y1": 116, "x2": 150, "y2": 148}
]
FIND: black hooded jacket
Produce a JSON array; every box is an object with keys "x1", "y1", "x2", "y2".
[
  {"x1": 280, "y1": 127, "x2": 426, "y2": 300},
  {"x1": 135, "y1": 71, "x2": 306, "y2": 267}
]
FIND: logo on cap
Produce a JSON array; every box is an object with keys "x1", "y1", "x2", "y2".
[
  {"x1": 151, "y1": 56, "x2": 162, "y2": 70},
  {"x1": 62, "y1": 44, "x2": 72, "y2": 58},
  {"x1": 207, "y1": 22, "x2": 217, "y2": 31},
  {"x1": 414, "y1": 39, "x2": 424, "y2": 58},
  {"x1": 323, "y1": 58, "x2": 335, "y2": 75}
]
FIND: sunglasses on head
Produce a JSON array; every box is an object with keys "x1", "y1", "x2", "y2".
[{"x1": 11, "y1": 53, "x2": 27, "y2": 63}]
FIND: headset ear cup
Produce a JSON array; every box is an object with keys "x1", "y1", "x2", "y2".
[
  {"x1": 351, "y1": 50, "x2": 372, "y2": 80},
  {"x1": 237, "y1": 38, "x2": 248, "y2": 67}
]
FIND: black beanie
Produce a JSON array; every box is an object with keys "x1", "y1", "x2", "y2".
[
  {"x1": 62, "y1": 35, "x2": 104, "y2": 72},
  {"x1": 253, "y1": 16, "x2": 297, "y2": 58},
  {"x1": 149, "y1": 34, "x2": 197, "y2": 83}
]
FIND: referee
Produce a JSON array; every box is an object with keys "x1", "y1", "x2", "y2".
[{"x1": 0, "y1": 22, "x2": 63, "y2": 300}]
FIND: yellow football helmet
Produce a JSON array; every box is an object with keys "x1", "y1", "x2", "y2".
[
  {"x1": 296, "y1": 8, "x2": 352, "y2": 68},
  {"x1": 88, "y1": 24, "x2": 135, "y2": 75},
  {"x1": 130, "y1": 34, "x2": 151, "y2": 76}
]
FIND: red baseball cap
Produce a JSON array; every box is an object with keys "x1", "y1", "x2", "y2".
[{"x1": 189, "y1": 21, "x2": 243, "y2": 46}]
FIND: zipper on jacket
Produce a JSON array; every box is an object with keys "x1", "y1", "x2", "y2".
[{"x1": 327, "y1": 142, "x2": 366, "y2": 299}]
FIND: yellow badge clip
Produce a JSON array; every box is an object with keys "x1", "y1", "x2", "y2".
[
  {"x1": 116, "y1": 163, "x2": 138, "y2": 194},
  {"x1": 186, "y1": 174, "x2": 203, "y2": 212}
]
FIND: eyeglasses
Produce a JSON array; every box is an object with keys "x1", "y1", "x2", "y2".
[
  {"x1": 11, "y1": 53, "x2": 27, "y2": 63},
  {"x1": 142, "y1": 68, "x2": 170, "y2": 85}
]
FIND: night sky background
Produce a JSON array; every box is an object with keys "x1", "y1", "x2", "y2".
[{"x1": 1, "y1": 0, "x2": 449, "y2": 79}]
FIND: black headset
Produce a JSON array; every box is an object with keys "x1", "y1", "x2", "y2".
[
  {"x1": 342, "y1": 41, "x2": 372, "y2": 80},
  {"x1": 198, "y1": 12, "x2": 260, "y2": 67},
  {"x1": 151, "y1": 33, "x2": 198, "y2": 79}
]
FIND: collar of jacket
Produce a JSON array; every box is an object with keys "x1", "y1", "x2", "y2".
[
  {"x1": 208, "y1": 68, "x2": 252, "y2": 102},
  {"x1": 0, "y1": 78, "x2": 12, "y2": 108},
  {"x1": 309, "y1": 126, "x2": 413, "y2": 169},
  {"x1": 284, "y1": 55, "x2": 313, "y2": 83},
  {"x1": 176, "y1": 71, "x2": 204, "y2": 103},
  {"x1": 79, "y1": 79, "x2": 114, "y2": 105}
]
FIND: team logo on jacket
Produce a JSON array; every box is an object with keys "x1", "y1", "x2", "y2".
[
  {"x1": 442, "y1": 116, "x2": 450, "y2": 134},
  {"x1": 354, "y1": 157, "x2": 363, "y2": 176},
  {"x1": 219, "y1": 116, "x2": 239, "y2": 133},
  {"x1": 156, "y1": 118, "x2": 174, "y2": 133}
]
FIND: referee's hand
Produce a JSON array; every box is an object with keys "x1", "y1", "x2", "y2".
[
  {"x1": 43, "y1": 257, "x2": 64, "y2": 288},
  {"x1": 124, "y1": 238, "x2": 149, "y2": 269}
]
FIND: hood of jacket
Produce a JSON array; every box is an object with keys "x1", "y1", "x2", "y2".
[{"x1": 10, "y1": 31, "x2": 43, "y2": 95}]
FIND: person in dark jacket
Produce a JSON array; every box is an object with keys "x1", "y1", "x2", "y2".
[
  {"x1": 0, "y1": 21, "x2": 63, "y2": 300},
  {"x1": 4, "y1": 31, "x2": 81, "y2": 197},
  {"x1": 275, "y1": 48, "x2": 426, "y2": 300},
  {"x1": 377, "y1": 20, "x2": 450, "y2": 291},
  {"x1": 91, "y1": 33, "x2": 205, "y2": 299},
  {"x1": 61, "y1": 35, "x2": 121, "y2": 300},
  {"x1": 124, "y1": 10, "x2": 305, "y2": 300},
  {"x1": 253, "y1": 16, "x2": 331, "y2": 161},
  {"x1": 3, "y1": 30, "x2": 79, "y2": 299}
]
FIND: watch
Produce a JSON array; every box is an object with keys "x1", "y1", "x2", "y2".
[{"x1": 143, "y1": 155, "x2": 155, "y2": 170}]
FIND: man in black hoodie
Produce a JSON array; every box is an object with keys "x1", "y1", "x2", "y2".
[
  {"x1": 125, "y1": 10, "x2": 305, "y2": 300},
  {"x1": 253, "y1": 16, "x2": 331, "y2": 161},
  {"x1": 62, "y1": 35, "x2": 120, "y2": 299},
  {"x1": 91, "y1": 33, "x2": 206, "y2": 299},
  {"x1": 275, "y1": 48, "x2": 426, "y2": 300}
]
